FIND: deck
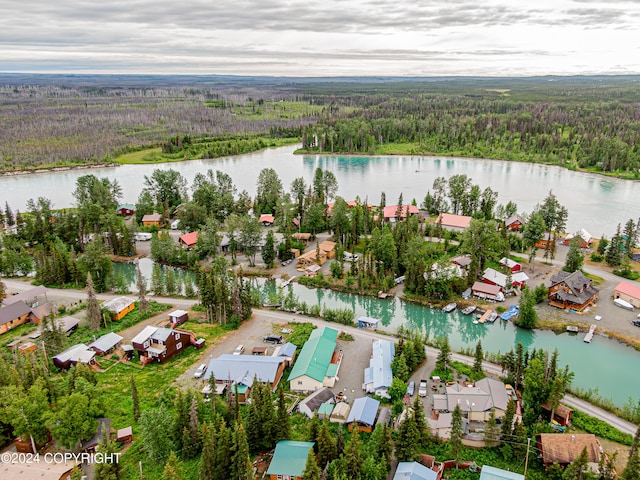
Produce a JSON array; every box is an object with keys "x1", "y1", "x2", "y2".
[
  {"x1": 477, "y1": 310, "x2": 493, "y2": 324},
  {"x1": 583, "y1": 324, "x2": 597, "y2": 343}
]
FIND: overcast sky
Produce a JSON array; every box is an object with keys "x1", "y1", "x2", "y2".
[{"x1": 1, "y1": 0, "x2": 639, "y2": 76}]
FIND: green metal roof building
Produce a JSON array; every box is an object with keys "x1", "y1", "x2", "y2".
[
  {"x1": 266, "y1": 440, "x2": 315, "y2": 479},
  {"x1": 288, "y1": 327, "x2": 340, "y2": 392}
]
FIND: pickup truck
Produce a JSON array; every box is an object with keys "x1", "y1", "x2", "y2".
[{"x1": 418, "y1": 379, "x2": 428, "y2": 397}]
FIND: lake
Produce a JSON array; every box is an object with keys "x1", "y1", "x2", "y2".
[{"x1": 2, "y1": 144, "x2": 639, "y2": 234}]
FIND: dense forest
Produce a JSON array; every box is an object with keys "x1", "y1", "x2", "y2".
[{"x1": 1, "y1": 75, "x2": 640, "y2": 175}]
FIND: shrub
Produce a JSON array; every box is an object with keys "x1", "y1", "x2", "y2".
[{"x1": 590, "y1": 253, "x2": 603, "y2": 262}]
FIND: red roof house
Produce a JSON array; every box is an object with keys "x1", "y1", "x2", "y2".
[
  {"x1": 383, "y1": 205, "x2": 419, "y2": 222},
  {"x1": 179, "y1": 231, "x2": 198, "y2": 249},
  {"x1": 259, "y1": 214, "x2": 275, "y2": 225},
  {"x1": 614, "y1": 281, "x2": 640, "y2": 308},
  {"x1": 436, "y1": 213, "x2": 472, "y2": 231}
]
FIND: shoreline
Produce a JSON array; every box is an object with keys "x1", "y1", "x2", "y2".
[{"x1": 1, "y1": 162, "x2": 119, "y2": 176}]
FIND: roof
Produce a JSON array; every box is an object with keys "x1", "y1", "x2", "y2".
[
  {"x1": 471, "y1": 281, "x2": 502, "y2": 296},
  {"x1": 179, "y1": 231, "x2": 198, "y2": 246},
  {"x1": 428, "y1": 412, "x2": 452, "y2": 430},
  {"x1": 266, "y1": 440, "x2": 314, "y2": 477},
  {"x1": 0, "y1": 301, "x2": 32, "y2": 326},
  {"x1": 151, "y1": 327, "x2": 174, "y2": 342},
  {"x1": 50, "y1": 315, "x2": 80, "y2": 333},
  {"x1": 259, "y1": 214, "x2": 275, "y2": 223},
  {"x1": 141, "y1": 212, "x2": 162, "y2": 222},
  {"x1": 549, "y1": 270, "x2": 599, "y2": 304},
  {"x1": 346, "y1": 397, "x2": 380, "y2": 426},
  {"x1": 117, "y1": 203, "x2": 135, "y2": 211},
  {"x1": 451, "y1": 255, "x2": 472, "y2": 267},
  {"x1": 318, "y1": 240, "x2": 336, "y2": 253},
  {"x1": 102, "y1": 296, "x2": 135, "y2": 314},
  {"x1": 169, "y1": 309, "x2": 189, "y2": 318},
  {"x1": 482, "y1": 268, "x2": 529, "y2": 288},
  {"x1": 30, "y1": 302, "x2": 55, "y2": 322},
  {"x1": 383, "y1": 204, "x2": 419, "y2": 219},
  {"x1": 53, "y1": 344, "x2": 96, "y2": 365},
  {"x1": 117, "y1": 426, "x2": 133, "y2": 440},
  {"x1": 298, "y1": 387, "x2": 336, "y2": 416},
  {"x1": 292, "y1": 232, "x2": 312, "y2": 240},
  {"x1": 436, "y1": 213, "x2": 472, "y2": 229},
  {"x1": 537, "y1": 433, "x2": 601, "y2": 465},
  {"x1": 357, "y1": 316, "x2": 381, "y2": 327},
  {"x1": 89, "y1": 332, "x2": 123, "y2": 353},
  {"x1": 444, "y1": 378, "x2": 509, "y2": 413},
  {"x1": 364, "y1": 339, "x2": 394, "y2": 390},
  {"x1": 615, "y1": 281, "x2": 640, "y2": 300},
  {"x1": 275, "y1": 342, "x2": 297, "y2": 358},
  {"x1": 505, "y1": 214, "x2": 525, "y2": 227},
  {"x1": 288, "y1": 327, "x2": 338, "y2": 383},
  {"x1": 393, "y1": 461, "x2": 438, "y2": 480},
  {"x1": 82, "y1": 417, "x2": 110, "y2": 450},
  {"x1": 499, "y1": 257, "x2": 521, "y2": 269},
  {"x1": 480, "y1": 465, "x2": 525, "y2": 480},
  {"x1": 2, "y1": 285, "x2": 48, "y2": 306},
  {"x1": 0, "y1": 460, "x2": 78, "y2": 480},
  {"x1": 131, "y1": 325, "x2": 158, "y2": 345},
  {"x1": 318, "y1": 402, "x2": 334, "y2": 416},
  {"x1": 330, "y1": 402, "x2": 350, "y2": 419},
  {"x1": 205, "y1": 354, "x2": 287, "y2": 385}
]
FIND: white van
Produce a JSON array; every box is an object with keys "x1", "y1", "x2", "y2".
[{"x1": 134, "y1": 232, "x2": 152, "y2": 242}]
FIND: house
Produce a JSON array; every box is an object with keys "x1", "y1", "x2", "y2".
[
  {"x1": 541, "y1": 403, "x2": 573, "y2": 427},
  {"x1": 346, "y1": 397, "x2": 380, "y2": 433},
  {"x1": 631, "y1": 249, "x2": 640, "y2": 262},
  {"x1": 46, "y1": 316, "x2": 80, "y2": 336},
  {"x1": 304, "y1": 264, "x2": 322, "y2": 277},
  {"x1": 383, "y1": 204, "x2": 419, "y2": 223},
  {"x1": 259, "y1": 214, "x2": 275, "y2": 226},
  {"x1": 505, "y1": 214, "x2": 526, "y2": 232},
  {"x1": 179, "y1": 231, "x2": 198, "y2": 249},
  {"x1": 82, "y1": 417, "x2": 110, "y2": 452},
  {"x1": 363, "y1": 339, "x2": 394, "y2": 398},
  {"x1": 319, "y1": 240, "x2": 337, "y2": 258},
  {"x1": 266, "y1": 440, "x2": 315, "y2": 480},
  {"x1": 451, "y1": 255, "x2": 472, "y2": 270},
  {"x1": 297, "y1": 387, "x2": 335, "y2": 418},
  {"x1": 536, "y1": 433, "x2": 601, "y2": 467},
  {"x1": 141, "y1": 212, "x2": 163, "y2": 227},
  {"x1": 431, "y1": 378, "x2": 509, "y2": 422},
  {"x1": 393, "y1": 461, "x2": 438, "y2": 480},
  {"x1": 326, "y1": 200, "x2": 359, "y2": 216},
  {"x1": 220, "y1": 234, "x2": 231, "y2": 252},
  {"x1": 535, "y1": 232, "x2": 553, "y2": 249},
  {"x1": 296, "y1": 240, "x2": 337, "y2": 269},
  {"x1": 563, "y1": 229, "x2": 593, "y2": 248},
  {"x1": 204, "y1": 354, "x2": 288, "y2": 394},
  {"x1": 499, "y1": 257, "x2": 522, "y2": 272},
  {"x1": 436, "y1": 213, "x2": 473, "y2": 232},
  {"x1": 329, "y1": 402, "x2": 351, "y2": 424},
  {"x1": 272, "y1": 342, "x2": 297, "y2": 366},
  {"x1": 102, "y1": 296, "x2": 135, "y2": 320},
  {"x1": 30, "y1": 302, "x2": 55, "y2": 324},
  {"x1": 614, "y1": 281, "x2": 640, "y2": 308},
  {"x1": 471, "y1": 282, "x2": 504, "y2": 302},
  {"x1": 117, "y1": 203, "x2": 135, "y2": 216},
  {"x1": 479, "y1": 465, "x2": 525, "y2": 480},
  {"x1": 288, "y1": 327, "x2": 342, "y2": 392},
  {"x1": 168, "y1": 309, "x2": 189, "y2": 326},
  {"x1": 117, "y1": 426, "x2": 133, "y2": 443},
  {"x1": 548, "y1": 270, "x2": 599, "y2": 312},
  {"x1": 482, "y1": 268, "x2": 529, "y2": 290},
  {"x1": 89, "y1": 332, "x2": 123, "y2": 355},
  {"x1": 427, "y1": 412, "x2": 453, "y2": 438},
  {"x1": 292, "y1": 232, "x2": 311, "y2": 242},
  {"x1": 0, "y1": 460, "x2": 78, "y2": 480},
  {"x1": 0, "y1": 302, "x2": 33, "y2": 335},
  {"x1": 131, "y1": 326, "x2": 195, "y2": 364},
  {"x1": 2, "y1": 285, "x2": 48, "y2": 307},
  {"x1": 52, "y1": 344, "x2": 96, "y2": 369}
]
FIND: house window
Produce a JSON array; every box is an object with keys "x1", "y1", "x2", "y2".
[
  {"x1": 143, "y1": 341, "x2": 150, "y2": 348},
  {"x1": 298, "y1": 381, "x2": 302, "y2": 385},
  {"x1": 176, "y1": 342, "x2": 182, "y2": 350},
  {"x1": 175, "y1": 333, "x2": 180, "y2": 340}
]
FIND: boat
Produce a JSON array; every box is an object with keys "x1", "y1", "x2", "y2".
[
  {"x1": 500, "y1": 305, "x2": 520, "y2": 321},
  {"x1": 486, "y1": 312, "x2": 498, "y2": 323},
  {"x1": 472, "y1": 319, "x2": 479, "y2": 324},
  {"x1": 477, "y1": 309, "x2": 493, "y2": 323},
  {"x1": 462, "y1": 306, "x2": 477, "y2": 315},
  {"x1": 442, "y1": 302, "x2": 457, "y2": 313},
  {"x1": 566, "y1": 326, "x2": 579, "y2": 333}
]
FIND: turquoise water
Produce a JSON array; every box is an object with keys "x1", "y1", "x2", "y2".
[{"x1": 112, "y1": 258, "x2": 197, "y2": 295}]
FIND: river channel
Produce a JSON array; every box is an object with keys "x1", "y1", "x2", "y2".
[
  {"x1": 113, "y1": 260, "x2": 639, "y2": 407},
  {"x1": 2, "y1": 145, "x2": 639, "y2": 234}
]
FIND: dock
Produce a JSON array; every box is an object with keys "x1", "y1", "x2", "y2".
[
  {"x1": 566, "y1": 326, "x2": 579, "y2": 333},
  {"x1": 478, "y1": 310, "x2": 493, "y2": 324},
  {"x1": 583, "y1": 324, "x2": 597, "y2": 343}
]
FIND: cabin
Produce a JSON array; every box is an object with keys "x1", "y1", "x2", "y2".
[
  {"x1": 297, "y1": 387, "x2": 336, "y2": 418},
  {"x1": 52, "y1": 344, "x2": 96, "y2": 369},
  {"x1": 563, "y1": 229, "x2": 593, "y2": 249},
  {"x1": 499, "y1": 257, "x2": 522, "y2": 272},
  {"x1": 258, "y1": 214, "x2": 275, "y2": 226},
  {"x1": 432, "y1": 378, "x2": 509, "y2": 422},
  {"x1": 204, "y1": 354, "x2": 288, "y2": 393},
  {"x1": 536, "y1": 433, "x2": 601, "y2": 467},
  {"x1": 288, "y1": 327, "x2": 342, "y2": 392},
  {"x1": 471, "y1": 282, "x2": 504, "y2": 302},
  {"x1": 548, "y1": 270, "x2": 599, "y2": 312},
  {"x1": 117, "y1": 426, "x2": 133, "y2": 443},
  {"x1": 82, "y1": 418, "x2": 111, "y2": 453},
  {"x1": 541, "y1": 403, "x2": 573, "y2": 427},
  {"x1": 18, "y1": 342, "x2": 37, "y2": 354},
  {"x1": 46, "y1": 316, "x2": 80, "y2": 336},
  {"x1": 296, "y1": 240, "x2": 337, "y2": 269},
  {"x1": 89, "y1": 332, "x2": 123, "y2": 355},
  {"x1": 168, "y1": 309, "x2": 189, "y2": 326},
  {"x1": 451, "y1": 255, "x2": 472, "y2": 271},
  {"x1": 266, "y1": 440, "x2": 315, "y2": 480},
  {"x1": 357, "y1": 316, "x2": 380, "y2": 330},
  {"x1": 292, "y1": 232, "x2": 312, "y2": 242},
  {"x1": 30, "y1": 303, "x2": 55, "y2": 324},
  {"x1": 329, "y1": 402, "x2": 351, "y2": 424},
  {"x1": 614, "y1": 281, "x2": 640, "y2": 309},
  {"x1": 504, "y1": 214, "x2": 526, "y2": 232},
  {"x1": 383, "y1": 204, "x2": 419, "y2": 223},
  {"x1": 436, "y1": 213, "x2": 473, "y2": 232},
  {"x1": 102, "y1": 296, "x2": 135, "y2": 320},
  {"x1": 117, "y1": 203, "x2": 135, "y2": 216},
  {"x1": 346, "y1": 397, "x2": 380, "y2": 433},
  {"x1": 0, "y1": 302, "x2": 33, "y2": 335},
  {"x1": 131, "y1": 326, "x2": 195, "y2": 364},
  {"x1": 141, "y1": 212, "x2": 163, "y2": 227},
  {"x1": 363, "y1": 339, "x2": 394, "y2": 398},
  {"x1": 2, "y1": 285, "x2": 48, "y2": 308},
  {"x1": 482, "y1": 268, "x2": 529, "y2": 290},
  {"x1": 535, "y1": 232, "x2": 553, "y2": 249},
  {"x1": 393, "y1": 461, "x2": 438, "y2": 480},
  {"x1": 479, "y1": 465, "x2": 524, "y2": 480},
  {"x1": 179, "y1": 231, "x2": 198, "y2": 250}
]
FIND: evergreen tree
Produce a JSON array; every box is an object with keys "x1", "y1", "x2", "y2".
[
  {"x1": 165, "y1": 267, "x2": 178, "y2": 296},
  {"x1": 562, "y1": 446, "x2": 589, "y2": 480},
  {"x1": 86, "y1": 273, "x2": 101, "y2": 331},
  {"x1": 412, "y1": 395, "x2": 428, "y2": 442},
  {"x1": 199, "y1": 423, "x2": 216, "y2": 480},
  {"x1": 308, "y1": 412, "x2": 320, "y2": 444},
  {"x1": 231, "y1": 421, "x2": 253, "y2": 480},
  {"x1": 131, "y1": 374, "x2": 140, "y2": 422},
  {"x1": 162, "y1": 452, "x2": 185, "y2": 480},
  {"x1": 517, "y1": 286, "x2": 537, "y2": 329},
  {"x1": 473, "y1": 340, "x2": 484, "y2": 377},
  {"x1": 94, "y1": 433, "x2": 121, "y2": 480},
  {"x1": 151, "y1": 263, "x2": 165, "y2": 295},
  {"x1": 436, "y1": 336, "x2": 451, "y2": 370},
  {"x1": 139, "y1": 406, "x2": 175, "y2": 463},
  {"x1": 395, "y1": 413, "x2": 420, "y2": 462},
  {"x1": 302, "y1": 448, "x2": 321, "y2": 480},
  {"x1": 316, "y1": 420, "x2": 337, "y2": 469},
  {"x1": 449, "y1": 404, "x2": 464, "y2": 466},
  {"x1": 341, "y1": 428, "x2": 363, "y2": 480},
  {"x1": 173, "y1": 390, "x2": 190, "y2": 453},
  {"x1": 262, "y1": 230, "x2": 276, "y2": 268},
  {"x1": 214, "y1": 422, "x2": 232, "y2": 480},
  {"x1": 511, "y1": 420, "x2": 528, "y2": 459},
  {"x1": 136, "y1": 264, "x2": 148, "y2": 313},
  {"x1": 275, "y1": 384, "x2": 291, "y2": 443},
  {"x1": 336, "y1": 424, "x2": 345, "y2": 456},
  {"x1": 369, "y1": 423, "x2": 392, "y2": 468},
  {"x1": 183, "y1": 396, "x2": 201, "y2": 459},
  {"x1": 484, "y1": 408, "x2": 500, "y2": 446},
  {"x1": 184, "y1": 275, "x2": 195, "y2": 297},
  {"x1": 622, "y1": 449, "x2": 640, "y2": 480},
  {"x1": 605, "y1": 223, "x2": 625, "y2": 266},
  {"x1": 564, "y1": 236, "x2": 584, "y2": 272},
  {"x1": 4, "y1": 201, "x2": 14, "y2": 226}
]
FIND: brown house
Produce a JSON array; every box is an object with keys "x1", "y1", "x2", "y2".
[
  {"x1": 537, "y1": 433, "x2": 601, "y2": 467},
  {"x1": 505, "y1": 214, "x2": 526, "y2": 231},
  {"x1": 535, "y1": 232, "x2": 553, "y2": 249},
  {"x1": 0, "y1": 302, "x2": 33, "y2": 335},
  {"x1": 548, "y1": 270, "x2": 599, "y2": 312},
  {"x1": 141, "y1": 212, "x2": 163, "y2": 227},
  {"x1": 131, "y1": 325, "x2": 195, "y2": 363},
  {"x1": 179, "y1": 231, "x2": 198, "y2": 249}
]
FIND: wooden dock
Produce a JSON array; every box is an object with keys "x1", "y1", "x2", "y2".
[
  {"x1": 583, "y1": 324, "x2": 597, "y2": 343},
  {"x1": 478, "y1": 310, "x2": 493, "y2": 324}
]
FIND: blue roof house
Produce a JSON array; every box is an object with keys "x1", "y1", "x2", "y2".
[
  {"x1": 393, "y1": 461, "x2": 438, "y2": 480},
  {"x1": 363, "y1": 339, "x2": 394, "y2": 398},
  {"x1": 346, "y1": 397, "x2": 380, "y2": 432},
  {"x1": 479, "y1": 465, "x2": 525, "y2": 480},
  {"x1": 266, "y1": 440, "x2": 314, "y2": 480}
]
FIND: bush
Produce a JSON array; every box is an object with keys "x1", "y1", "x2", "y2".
[
  {"x1": 533, "y1": 283, "x2": 548, "y2": 304},
  {"x1": 571, "y1": 410, "x2": 633, "y2": 445},
  {"x1": 289, "y1": 323, "x2": 316, "y2": 348},
  {"x1": 590, "y1": 253, "x2": 603, "y2": 262}
]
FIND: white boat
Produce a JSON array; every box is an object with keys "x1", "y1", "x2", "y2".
[
  {"x1": 614, "y1": 298, "x2": 634, "y2": 311},
  {"x1": 442, "y1": 302, "x2": 457, "y2": 313},
  {"x1": 462, "y1": 306, "x2": 477, "y2": 315},
  {"x1": 486, "y1": 312, "x2": 498, "y2": 323}
]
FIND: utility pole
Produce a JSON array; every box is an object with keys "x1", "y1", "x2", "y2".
[{"x1": 524, "y1": 437, "x2": 532, "y2": 478}]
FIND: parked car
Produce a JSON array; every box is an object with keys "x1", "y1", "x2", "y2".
[
  {"x1": 263, "y1": 334, "x2": 284, "y2": 345},
  {"x1": 407, "y1": 381, "x2": 415, "y2": 396},
  {"x1": 418, "y1": 379, "x2": 428, "y2": 397},
  {"x1": 194, "y1": 363, "x2": 207, "y2": 379},
  {"x1": 233, "y1": 344, "x2": 245, "y2": 355}
]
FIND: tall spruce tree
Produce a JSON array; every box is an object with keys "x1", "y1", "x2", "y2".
[
  {"x1": 214, "y1": 422, "x2": 232, "y2": 480},
  {"x1": 316, "y1": 420, "x2": 337, "y2": 469},
  {"x1": 86, "y1": 273, "x2": 101, "y2": 331},
  {"x1": 275, "y1": 384, "x2": 290, "y2": 442},
  {"x1": 341, "y1": 429, "x2": 364, "y2": 480},
  {"x1": 199, "y1": 423, "x2": 216, "y2": 480},
  {"x1": 162, "y1": 452, "x2": 185, "y2": 480},
  {"x1": 302, "y1": 448, "x2": 321, "y2": 480},
  {"x1": 136, "y1": 264, "x2": 148, "y2": 313},
  {"x1": 473, "y1": 340, "x2": 484, "y2": 377},
  {"x1": 395, "y1": 413, "x2": 420, "y2": 462},
  {"x1": 231, "y1": 421, "x2": 253, "y2": 480},
  {"x1": 450, "y1": 404, "x2": 464, "y2": 467}
]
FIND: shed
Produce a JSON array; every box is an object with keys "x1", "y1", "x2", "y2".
[
  {"x1": 614, "y1": 281, "x2": 640, "y2": 308},
  {"x1": 252, "y1": 346, "x2": 268, "y2": 356},
  {"x1": 376, "y1": 407, "x2": 391, "y2": 427},
  {"x1": 168, "y1": 309, "x2": 189, "y2": 326},
  {"x1": 272, "y1": 342, "x2": 297, "y2": 366},
  {"x1": 49, "y1": 316, "x2": 81, "y2": 336},
  {"x1": 179, "y1": 231, "x2": 198, "y2": 249},
  {"x1": 357, "y1": 316, "x2": 380, "y2": 329},
  {"x1": 499, "y1": 257, "x2": 522, "y2": 272},
  {"x1": 318, "y1": 402, "x2": 334, "y2": 419},
  {"x1": 18, "y1": 342, "x2": 37, "y2": 354},
  {"x1": 298, "y1": 387, "x2": 336, "y2": 418},
  {"x1": 121, "y1": 344, "x2": 135, "y2": 360},
  {"x1": 117, "y1": 203, "x2": 135, "y2": 216},
  {"x1": 141, "y1": 212, "x2": 163, "y2": 227},
  {"x1": 330, "y1": 402, "x2": 351, "y2": 424},
  {"x1": 52, "y1": 344, "x2": 96, "y2": 369},
  {"x1": 117, "y1": 426, "x2": 133, "y2": 443},
  {"x1": 346, "y1": 397, "x2": 380, "y2": 432},
  {"x1": 259, "y1": 214, "x2": 275, "y2": 225},
  {"x1": 102, "y1": 297, "x2": 135, "y2": 320},
  {"x1": 89, "y1": 332, "x2": 123, "y2": 355},
  {"x1": 2, "y1": 285, "x2": 48, "y2": 307}
]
